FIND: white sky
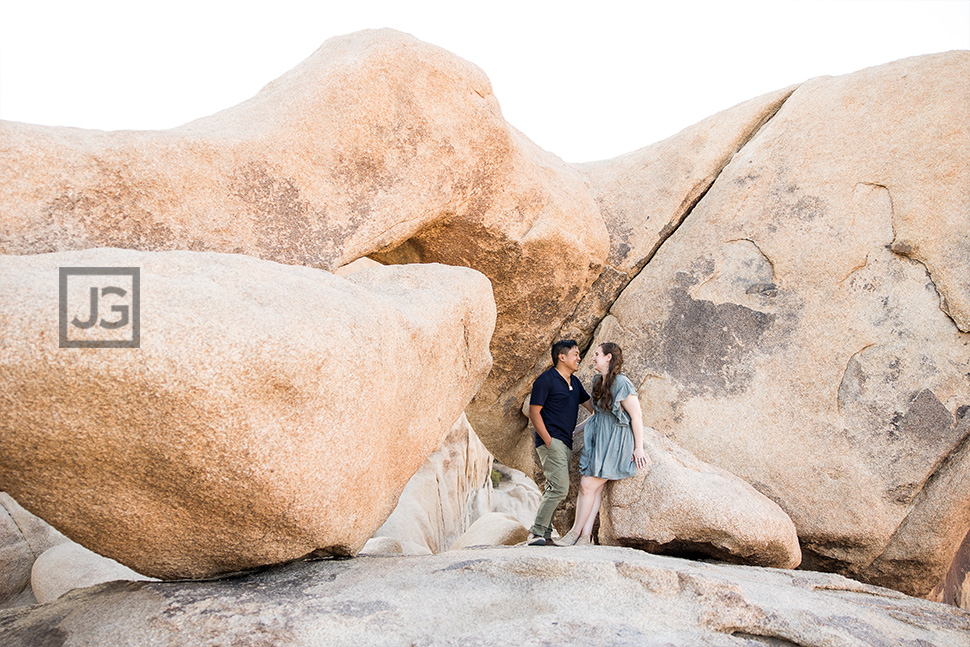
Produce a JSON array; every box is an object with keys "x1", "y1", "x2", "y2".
[{"x1": 1, "y1": 0, "x2": 968, "y2": 163}]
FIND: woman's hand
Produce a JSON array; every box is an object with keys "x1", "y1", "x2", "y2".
[{"x1": 632, "y1": 446, "x2": 648, "y2": 470}]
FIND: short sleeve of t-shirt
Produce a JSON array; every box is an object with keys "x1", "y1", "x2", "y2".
[{"x1": 530, "y1": 374, "x2": 550, "y2": 406}]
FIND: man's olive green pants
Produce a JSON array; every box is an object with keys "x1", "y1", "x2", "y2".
[{"x1": 529, "y1": 438, "x2": 571, "y2": 539}]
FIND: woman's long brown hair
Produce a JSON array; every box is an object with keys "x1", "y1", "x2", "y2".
[{"x1": 592, "y1": 342, "x2": 623, "y2": 411}]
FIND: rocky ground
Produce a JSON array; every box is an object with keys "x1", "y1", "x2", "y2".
[{"x1": 1, "y1": 546, "x2": 967, "y2": 647}]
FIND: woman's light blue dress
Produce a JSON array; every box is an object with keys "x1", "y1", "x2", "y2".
[{"x1": 579, "y1": 373, "x2": 638, "y2": 480}]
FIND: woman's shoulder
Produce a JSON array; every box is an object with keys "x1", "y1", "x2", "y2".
[{"x1": 613, "y1": 373, "x2": 635, "y2": 391}]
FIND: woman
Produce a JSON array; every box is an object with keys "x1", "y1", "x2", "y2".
[{"x1": 556, "y1": 342, "x2": 648, "y2": 546}]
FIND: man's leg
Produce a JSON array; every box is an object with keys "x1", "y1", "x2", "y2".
[{"x1": 529, "y1": 439, "x2": 571, "y2": 541}]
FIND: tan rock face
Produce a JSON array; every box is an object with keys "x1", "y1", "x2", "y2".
[
  {"x1": 0, "y1": 28, "x2": 608, "y2": 474},
  {"x1": 598, "y1": 428, "x2": 801, "y2": 569},
  {"x1": 1, "y1": 547, "x2": 967, "y2": 646},
  {"x1": 0, "y1": 249, "x2": 495, "y2": 579},
  {"x1": 586, "y1": 52, "x2": 970, "y2": 595}
]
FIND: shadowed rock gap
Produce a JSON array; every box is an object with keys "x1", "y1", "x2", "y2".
[
  {"x1": 730, "y1": 632, "x2": 807, "y2": 647},
  {"x1": 930, "y1": 527, "x2": 970, "y2": 607}
]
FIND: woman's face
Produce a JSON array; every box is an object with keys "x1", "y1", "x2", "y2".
[{"x1": 591, "y1": 346, "x2": 612, "y2": 374}]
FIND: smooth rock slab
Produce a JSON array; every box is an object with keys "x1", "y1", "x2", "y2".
[
  {"x1": 0, "y1": 547, "x2": 966, "y2": 646},
  {"x1": 0, "y1": 249, "x2": 494, "y2": 579}
]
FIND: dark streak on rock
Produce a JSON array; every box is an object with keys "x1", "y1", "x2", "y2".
[{"x1": 660, "y1": 283, "x2": 776, "y2": 398}]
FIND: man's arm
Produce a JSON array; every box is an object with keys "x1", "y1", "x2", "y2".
[
  {"x1": 573, "y1": 400, "x2": 594, "y2": 435},
  {"x1": 529, "y1": 405, "x2": 552, "y2": 448}
]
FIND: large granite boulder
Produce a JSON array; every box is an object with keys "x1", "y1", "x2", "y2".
[
  {"x1": 0, "y1": 547, "x2": 966, "y2": 646},
  {"x1": 0, "y1": 28, "x2": 608, "y2": 474},
  {"x1": 0, "y1": 248, "x2": 494, "y2": 579},
  {"x1": 584, "y1": 52, "x2": 970, "y2": 596},
  {"x1": 0, "y1": 493, "x2": 68, "y2": 608}
]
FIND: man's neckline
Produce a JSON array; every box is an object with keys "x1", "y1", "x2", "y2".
[{"x1": 554, "y1": 366, "x2": 574, "y2": 390}]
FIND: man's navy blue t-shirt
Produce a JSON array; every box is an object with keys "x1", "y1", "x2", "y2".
[{"x1": 530, "y1": 367, "x2": 590, "y2": 449}]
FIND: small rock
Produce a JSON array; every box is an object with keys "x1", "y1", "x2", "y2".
[
  {"x1": 31, "y1": 542, "x2": 154, "y2": 603},
  {"x1": 450, "y1": 513, "x2": 529, "y2": 550},
  {"x1": 358, "y1": 537, "x2": 405, "y2": 557},
  {"x1": 0, "y1": 493, "x2": 67, "y2": 608}
]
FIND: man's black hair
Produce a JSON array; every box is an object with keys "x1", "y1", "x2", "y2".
[{"x1": 551, "y1": 339, "x2": 578, "y2": 367}]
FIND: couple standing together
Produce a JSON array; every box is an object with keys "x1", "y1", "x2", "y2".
[{"x1": 527, "y1": 339, "x2": 648, "y2": 546}]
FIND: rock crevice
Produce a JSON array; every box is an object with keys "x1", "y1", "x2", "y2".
[{"x1": 555, "y1": 85, "x2": 799, "y2": 357}]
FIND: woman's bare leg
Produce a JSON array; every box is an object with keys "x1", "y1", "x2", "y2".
[
  {"x1": 571, "y1": 475, "x2": 607, "y2": 535},
  {"x1": 581, "y1": 480, "x2": 607, "y2": 537}
]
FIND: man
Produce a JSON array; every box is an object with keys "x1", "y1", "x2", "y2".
[{"x1": 527, "y1": 339, "x2": 594, "y2": 546}]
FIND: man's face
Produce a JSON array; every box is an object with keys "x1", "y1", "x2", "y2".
[{"x1": 559, "y1": 346, "x2": 582, "y2": 372}]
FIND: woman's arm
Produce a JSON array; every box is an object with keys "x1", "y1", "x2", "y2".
[{"x1": 620, "y1": 394, "x2": 649, "y2": 469}]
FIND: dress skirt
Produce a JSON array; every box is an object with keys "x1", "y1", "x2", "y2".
[{"x1": 580, "y1": 414, "x2": 636, "y2": 479}]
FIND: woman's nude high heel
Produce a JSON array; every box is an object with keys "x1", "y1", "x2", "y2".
[{"x1": 554, "y1": 530, "x2": 580, "y2": 546}]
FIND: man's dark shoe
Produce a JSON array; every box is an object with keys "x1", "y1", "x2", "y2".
[{"x1": 527, "y1": 533, "x2": 547, "y2": 546}]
